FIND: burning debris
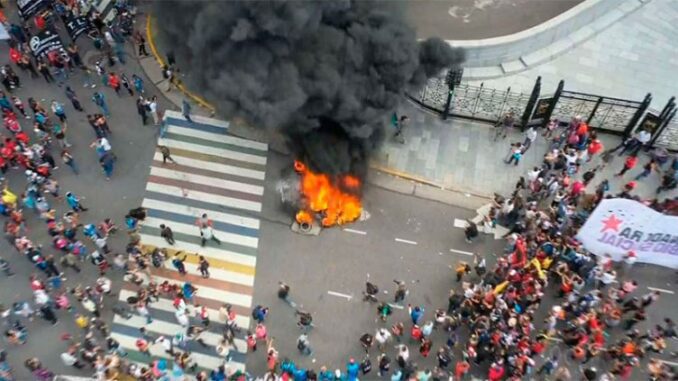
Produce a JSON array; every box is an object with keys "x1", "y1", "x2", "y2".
[
  {"x1": 155, "y1": 1, "x2": 464, "y2": 228},
  {"x1": 294, "y1": 160, "x2": 362, "y2": 227}
]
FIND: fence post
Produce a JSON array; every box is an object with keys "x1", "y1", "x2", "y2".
[
  {"x1": 658, "y1": 96, "x2": 676, "y2": 120},
  {"x1": 623, "y1": 93, "x2": 652, "y2": 138},
  {"x1": 442, "y1": 68, "x2": 464, "y2": 120},
  {"x1": 520, "y1": 76, "x2": 541, "y2": 132},
  {"x1": 442, "y1": 87, "x2": 453, "y2": 120},
  {"x1": 542, "y1": 80, "x2": 564, "y2": 128},
  {"x1": 587, "y1": 97, "x2": 603, "y2": 124},
  {"x1": 649, "y1": 108, "x2": 676, "y2": 148}
]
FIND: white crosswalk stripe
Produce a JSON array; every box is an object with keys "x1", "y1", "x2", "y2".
[{"x1": 113, "y1": 114, "x2": 267, "y2": 373}]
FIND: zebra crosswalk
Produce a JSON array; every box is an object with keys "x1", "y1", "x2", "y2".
[{"x1": 111, "y1": 110, "x2": 267, "y2": 374}]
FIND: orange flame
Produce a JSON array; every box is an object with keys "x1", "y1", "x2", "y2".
[{"x1": 294, "y1": 160, "x2": 362, "y2": 227}]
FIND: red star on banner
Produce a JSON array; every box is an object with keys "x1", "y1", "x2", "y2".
[{"x1": 601, "y1": 214, "x2": 623, "y2": 233}]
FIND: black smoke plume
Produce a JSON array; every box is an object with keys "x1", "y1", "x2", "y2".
[{"x1": 155, "y1": 1, "x2": 465, "y2": 176}]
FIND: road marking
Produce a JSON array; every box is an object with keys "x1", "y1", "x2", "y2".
[
  {"x1": 343, "y1": 228, "x2": 366, "y2": 235},
  {"x1": 453, "y1": 218, "x2": 468, "y2": 228},
  {"x1": 647, "y1": 286, "x2": 675, "y2": 294},
  {"x1": 449, "y1": 248, "x2": 474, "y2": 256},
  {"x1": 395, "y1": 238, "x2": 417, "y2": 245},
  {"x1": 654, "y1": 358, "x2": 678, "y2": 366},
  {"x1": 388, "y1": 303, "x2": 405, "y2": 310},
  {"x1": 327, "y1": 290, "x2": 353, "y2": 300}
]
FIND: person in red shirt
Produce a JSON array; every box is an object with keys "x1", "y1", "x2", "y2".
[
  {"x1": 615, "y1": 152, "x2": 638, "y2": 177},
  {"x1": 108, "y1": 73, "x2": 121, "y2": 95},
  {"x1": 9, "y1": 47, "x2": 21, "y2": 65},
  {"x1": 488, "y1": 362, "x2": 505, "y2": 381},
  {"x1": 587, "y1": 136, "x2": 604, "y2": 162},
  {"x1": 455, "y1": 359, "x2": 470, "y2": 379}
]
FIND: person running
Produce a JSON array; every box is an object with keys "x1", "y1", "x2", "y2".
[
  {"x1": 615, "y1": 152, "x2": 638, "y2": 177},
  {"x1": 158, "y1": 145, "x2": 176, "y2": 164},
  {"x1": 196, "y1": 213, "x2": 221, "y2": 246}
]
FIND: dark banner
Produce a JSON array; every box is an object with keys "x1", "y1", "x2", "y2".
[
  {"x1": 65, "y1": 15, "x2": 92, "y2": 40},
  {"x1": 29, "y1": 29, "x2": 63, "y2": 58},
  {"x1": 532, "y1": 97, "x2": 554, "y2": 120},
  {"x1": 16, "y1": 0, "x2": 50, "y2": 18}
]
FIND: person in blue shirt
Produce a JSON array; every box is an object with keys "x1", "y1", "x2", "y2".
[
  {"x1": 346, "y1": 358, "x2": 359, "y2": 381},
  {"x1": 92, "y1": 92, "x2": 109, "y2": 116},
  {"x1": 318, "y1": 367, "x2": 334, "y2": 381},
  {"x1": 409, "y1": 305, "x2": 424, "y2": 325},
  {"x1": 132, "y1": 74, "x2": 144, "y2": 94},
  {"x1": 65, "y1": 192, "x2": 88, "y2": 212}
]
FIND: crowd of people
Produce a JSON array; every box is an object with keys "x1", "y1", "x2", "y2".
[
  {"x1": 0, "y1": 0, "x2": 676, "y2": 380},
  {"x1": 0, "y1": 0, "x2": 185, "y2": 380},
  {"x1": 242, "y1": 119, "x2": 677, "y2": 381}
]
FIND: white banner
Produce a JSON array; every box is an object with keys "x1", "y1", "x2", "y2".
[{"x1": 576, "y1": 198, "x2": 678, "y2": 269}]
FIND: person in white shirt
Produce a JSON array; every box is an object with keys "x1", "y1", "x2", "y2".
[
  {"x1": 523, "y1": 126, "x2": 538, "y2": 153},
  {"x1": 621, "y1": 128, "x2": 652, "y2": 155},
  {"x1": 527, "y1": 167, "x2": 541, "y2": 182}
]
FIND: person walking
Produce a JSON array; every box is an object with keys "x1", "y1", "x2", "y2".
[
  {"x1": 297, "y1": 333, "x2": 313, "y2": 356},
  {"x1": 198, "y1": 256, "x2": 210, "y2": 278},
  {"x1": 39, "y1": 304, "x2": 58, "y2": 325},
  {"x1": 65, "y1": 192, "x2": 88, "y2": 212},
  {"x1": 158, "y1": 145, "x2": 176, "y2": 164},
  {"x1": 99, "y1": 151, "x2": 115, "y2": 180},
  {"x1": 61, "y1": 150, "x2": 79, "y2": 174},
  {"x1": 522, "y1": 125, "x2": 537, "y2": 153},
  {"x1": 92, "y1": 92, "x2": 109, "y2": 116},
  {"x1": 196, "y1": 213, "x2": 221, "y2": 246},
  {"x1": 635, "y1": 158, "x2": 658, "y2": 180},
  {"x1": 50, "y1": 100, "x2": 67, "y2": 124},
  {"x1": 149, "y1": 96, "x2": 159, "y2": 125},
  {"x1": 64, "y1": 87, "x2": 84, "y2": 111},
  {"x1": 160, "y1": 224, "x2": 175, "y2": 245},
  {"x1": 464, "y1": 220, "x2": 478, "y2": 243},
  {"x1": 615, "y1": 152, "x2": 638, "y2": 177},
  {"x1": 107, "y1": 72, "x2": 121, "y2": 95},
  {"x1": 132, "y1": 74, "x2": 144, "y2": 94},
  {"x1": 134, "y1": 31, "x2": 149, "y2": 57},
  {"x1": 505, "y1": 142, "x2": 523, "y2": 165},
  {"x1": 121, "y1": 74, "x2": 134, "y2": 96},
  {"x1": 455, "y1": 261, "x2": 470, "y2": 282},
  {"x1": 182, "y1": 99, "x2": 193, "y2": 123},
  {"x1": 136, "y1": 96, "x2": 148, "y2": 125},
  {"x1": 393, "y1": 279, "x2": 407, "y2": 303}
]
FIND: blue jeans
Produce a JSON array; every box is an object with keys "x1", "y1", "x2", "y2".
[{"x1": 66, "y1": 161, "x2": 79, "y2": 175}]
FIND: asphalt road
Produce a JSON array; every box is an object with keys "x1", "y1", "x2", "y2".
[
  {"x1": 405, "y1": 0, "x2": 582, "y2": 40},
  {"x1": 247, "y1": 150, "x2": 678, "y2": 378}
]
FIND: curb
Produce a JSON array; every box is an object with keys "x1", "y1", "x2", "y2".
[
  {"x1": 369, "y1": 163, "x2": 493, "y2": 201},
  {"x1": 145, "y1": 15, "x2": 216, "y2": 114}
]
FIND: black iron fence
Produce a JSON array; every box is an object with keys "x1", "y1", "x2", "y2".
[
  {"x1": 409, "y1": 72, "x2": 678, "y2": 150},
  {"x1": 412, "y1": 80, "x2": 531, "y2": 124}
]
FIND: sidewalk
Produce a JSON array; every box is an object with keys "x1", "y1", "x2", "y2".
[
  {"x1": 379, "y1": 100, "x2": 677, "y2": 200},
  {"x1": 464, "y1": 0, "x2": 678, "y2": 107}
]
